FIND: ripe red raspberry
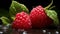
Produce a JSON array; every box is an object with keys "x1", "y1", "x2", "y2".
[
  {"x1": 30, "y1": 5, "x2": 53, "y2": 28},
  {"x1": 12, "y1": 11, "x2": 32, "y2": 30}
]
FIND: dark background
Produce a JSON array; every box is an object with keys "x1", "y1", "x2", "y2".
[
  {"x1": 0, "y1": 0, "x2": 60, "y2": 11},
  {"x1": 0, "y1": 0, "x2": 60, "y2": 24}
]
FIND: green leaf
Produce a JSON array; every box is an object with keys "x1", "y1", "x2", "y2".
[
  {"x1": 45, "y1": 10, "x2": 59, "y2": 26},
  {"x1": 0, "y1": 16, "x2": 10, "y2": 25},
  {"x1": 9, "y1": 1, "x2": 29, "y2": 20}
]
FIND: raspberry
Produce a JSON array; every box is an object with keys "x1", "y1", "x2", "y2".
[
  {"x1": 30, "y1": 5, "x2": 53, "y2": 28},
  {"x1": 12, "y1": 11, "x2": 32, "y2": 30}
]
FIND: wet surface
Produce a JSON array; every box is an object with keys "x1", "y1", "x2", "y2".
[
  {"x1": 0, "y1": 25, "x2": 60, "y2": 34},
  {"x1": 8, "y1": 29, "x2": 60, "y2": 34},
  {"x1": 0, "y1": 29, "x2": 60, "y2": 34}
]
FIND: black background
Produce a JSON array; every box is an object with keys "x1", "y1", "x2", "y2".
[
  {"x1": 0, "y1": 0, "x2": 60, "y2": 11},
  {"x1": 0, "y1": 0, "x2": 60, "y2": 24}
]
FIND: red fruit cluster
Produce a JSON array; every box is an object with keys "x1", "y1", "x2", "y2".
[
  {"x1": 12, "y1": 5, "x2": 53, "y2": 30},
  {"x1": 12, "y1": 12, "x2": 32, "y2": 30},
  {"x1": 30, "y1": 5, "x2": 53, "y2": 28}
]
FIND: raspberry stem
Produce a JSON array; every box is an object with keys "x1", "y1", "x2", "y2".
[
  {"x1": 49, "y1": 6, "x2": 55, "y2": 9},
  {"x1": 44, "y1": 0, "x2": 53, "y2": 9}
]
